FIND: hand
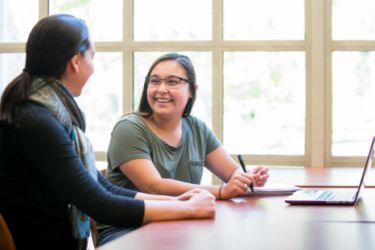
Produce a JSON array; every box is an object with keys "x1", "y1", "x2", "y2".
[
  {"x1": 220, "y1": 172, "x2": 253, "y2": 199},
  {"x1": 251, "y1": 166, "x2": 269, "y2": 187},
  {"x1": 176, "y1": 188, "x2": 207, "y2": 201},
  {"x1": 186, "y1": 190, "x2": 216, "y2": 219}
]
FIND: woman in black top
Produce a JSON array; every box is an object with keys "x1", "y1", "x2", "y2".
[{"x1": 0, "y1": 14, "x2": 215, "y2": 250}]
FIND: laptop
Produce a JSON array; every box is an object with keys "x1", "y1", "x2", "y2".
[{"x1": 285, "y1": 136, "x2": 375, "y2": 205}]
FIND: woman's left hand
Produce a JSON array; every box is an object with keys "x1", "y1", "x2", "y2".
[
  {"x1": 176, "y1": 188, "x2": 207, "y2": 201},
  {"x1": 251, "y1": 166, "x2": 269, "y2": 187}
]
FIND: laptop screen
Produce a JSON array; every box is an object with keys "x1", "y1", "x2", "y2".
[{"x1": 352, "y1": 136, "x2": 375, "y2": 201}]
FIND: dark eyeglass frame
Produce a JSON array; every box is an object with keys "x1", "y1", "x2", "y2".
[{"x1": 146, "y1": 75, "x2": 190, "y2": 88}]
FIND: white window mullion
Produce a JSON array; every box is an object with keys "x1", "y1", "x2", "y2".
[
  {"x1": 123, "y1": 0, "x2": 133, "y2": 114},
  {"x1": 211, "y1": 0, "x2": 224, "y2": 184},
  {"x1": 306, "y1": 0, "x2": 327, "y2": 167},
  {"x1": 40, "y1": 0, "x2": 48, "y2": 18},
  {"x1": 324, "y1": 0, "x2": 333, "y2": 167},
  {"x1": 212, "y1": 0, "x2": 224, "y2": 141}
]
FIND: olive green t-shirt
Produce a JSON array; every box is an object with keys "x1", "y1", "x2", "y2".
[{"x1": 106, "y1": 113, "x2": 221, "y2": 191}]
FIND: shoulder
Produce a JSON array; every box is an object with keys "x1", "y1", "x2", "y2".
[
  {"x1": 112, "y1": 113, "x2": 140, "y2": 133},
  {"x1": 111, "y1": 113, "x2": 149, "y2": 139},
  {"x1": 16, "y1": 102, "x2": 61, "y2": 130},
  {"x1": 183, "y1": 115, "x2": 216, "y2": 140},
  {"x1": 13, "y1": 101, "x2": 70, "y2": 146},
  {"x1": 183, "y1": 115, "x2": 220, "y2": 146},
  {"x1": 115, "y1": 113, "x2": 144, "y2": 129},
  {"x1": 17, "y1": 101, "x2": 50, "y2": 117},
  {"x1": 184, "y1": 115, "x2": 210, "y2": 130}
]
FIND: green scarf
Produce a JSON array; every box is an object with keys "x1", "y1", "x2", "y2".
[{"x1": 28, "y1": 76, "x2": 97, "y2": 249}]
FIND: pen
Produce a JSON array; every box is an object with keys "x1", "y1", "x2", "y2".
[{"x1": 237, "y1": 154, "x2": 254, "y2": 193}]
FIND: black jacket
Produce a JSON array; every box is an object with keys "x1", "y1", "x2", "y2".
[{"x1": 0, "y1": 102, "x2": 144, "y2": 249}]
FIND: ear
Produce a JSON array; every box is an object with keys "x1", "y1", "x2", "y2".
[{"x1": 68, "y1": 54, "x2": 80, "y2": 73}]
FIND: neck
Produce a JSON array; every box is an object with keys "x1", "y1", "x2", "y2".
[
  {"x1": 150, "y1": 114, "x2": 181, "y2": 132},
  {"x1": 143, "y1": 114, "x2": 183, "y2": 147}
]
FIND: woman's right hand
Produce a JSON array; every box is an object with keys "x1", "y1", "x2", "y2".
[
  {"x1": 186, "y1": 189, "x2": 216, "y2": 219},
  {"x1": 220, "y1": 171, "x2": 253, "y2": 199}
]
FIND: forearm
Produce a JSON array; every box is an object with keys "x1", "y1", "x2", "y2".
[
  {"x1": 98, "y1": 172, "x2": 137, "y2": 197},
  {"x1": 145, "y1": 179, "x2": 223, "y2": 200},
  {"x1": 142, "y1": 178, "x2": 201, "y2": 195},
  {"x1": 142, "y1": 200, "x2": 191, "y2": 224},
  {"x1": 217, "y1": 167, "x2": 240, "y2": 183},
  {"x1": 205, "y1": 147, "x2": 241, "y2": 182},
  {"x1": 135, "y1": 192, "x2": 175, "y2": 201}
]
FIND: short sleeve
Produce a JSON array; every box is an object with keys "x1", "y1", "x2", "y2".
[
  {"x1": 203, "y1": 122, "x2": 221, "y2": 154},
  {"x1": 186, "y1": 116, "x2": 221, "y2": 154},
  {"x1": 108, "y1": 115, "x2": 152, "y2": 170}
]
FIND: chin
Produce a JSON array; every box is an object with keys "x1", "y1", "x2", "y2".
[
  {"x1": 153, "y1": 110, "x2": 168, "y2": 116},
  {"x1": 73, "y1": 90, "x2": 83, "y2": 97}
]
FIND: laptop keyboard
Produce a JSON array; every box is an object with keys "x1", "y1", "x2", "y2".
[{"x1": 316, "y1": 190, "x2": 355, "y2": 201}]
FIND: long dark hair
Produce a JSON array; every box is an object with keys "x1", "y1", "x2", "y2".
[
  {"x1": 138, "y1": 53, "x2": 197, "y2": 118},
  {"x1": 0, "y1": 14, "x2": 91, "y2": 125}
]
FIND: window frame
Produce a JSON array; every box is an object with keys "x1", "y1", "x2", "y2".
[{"x1": 0, "y1": 0, "x2": 372, "y2": 179}]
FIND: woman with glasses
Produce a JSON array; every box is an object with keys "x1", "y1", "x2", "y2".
[
  {"x1": 0, "y1": 16, "x2": 215, "y2": 250},
  {"x1": 106, "y1": 53, "x2": 270, "y2": 201}
]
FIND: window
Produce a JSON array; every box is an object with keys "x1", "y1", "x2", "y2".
[
  {"x1": 224, "y1": 52, "x2": 305, "y2": 155},
  {"x1": 224, "y1": 0, "x2": 304, "y2": 40},
  {"x1": 331, "y1": 0, "x2": 375, "y2": 165},
  {"x1": 0, "y1": 0, "x2": 373, "y2": 173},
  {"x1": 0, "y1": 0, "x2": 38, "y2": 42},
  {"x1": 332, "y1": 52, "x2": 375, "y2": 156},
  {"x1": 0, "y1": 54, "x2": 24, "y2": 93},
  {"x1": 134, "y1": 0, "x2": 212, "y2": 41}
]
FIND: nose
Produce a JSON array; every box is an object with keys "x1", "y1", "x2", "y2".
[{"x1": 156, "y1": 81, "x2": 169, "y2": 90}]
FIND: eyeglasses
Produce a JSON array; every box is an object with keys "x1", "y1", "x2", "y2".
[{"x1": 146, "y1": 75, "x2": 189, "y2": 89}]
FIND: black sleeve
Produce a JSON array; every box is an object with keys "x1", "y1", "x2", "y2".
[
  {"x1": 15, "y1": 105, "x2": 144, "y2": 226},
  {"x1": 97, "y1": 172, "x2": 137, "y2": 197}
]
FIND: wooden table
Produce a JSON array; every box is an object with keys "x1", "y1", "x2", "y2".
[{"x1": 98, "y1": 167, "x2": 375, "y2": 250}]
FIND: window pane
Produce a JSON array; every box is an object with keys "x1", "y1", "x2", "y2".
[
  {"x1": 77, "y1": 52, "x2": 122, "y2": 151},
  {"x1": 134, "y1": 0, "x2": 212, "y2": 41},
  {"x1": 0, "y1": 53, "x2": 25, "y2": 94},
  {"x1": 133, "y1": 52, "x2": 212, "y2": 127},
  {"x1": 0, "y1": 0, "x2": 38, "y2": 42},
  {"x1": 224, "y1": 52, "x2": 305, "y2": 155},
  {"x1": 224, "y1": 0, "x2": 304, "y2": 40},
  {"x1": 332, "y1": 52, "x2": 375, "y2": 156},
  {"x1": 49, "y1": 0, "x2": 123, "y2": 41},
  {"x1": 332, "y1": 0, "x2": 375, "y2": 40}
]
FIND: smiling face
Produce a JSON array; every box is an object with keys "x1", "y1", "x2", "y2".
[{"x1": 146, "y1": 60, "x2": 192, "y2": 120}]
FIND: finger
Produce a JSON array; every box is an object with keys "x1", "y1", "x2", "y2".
[
  {"x1": 251, "y1": 166, "x2": 262, "y2": 173},
  {"x1": 253, "y1": 166, "x2": 268, "y2": 175},
  {"x1": 259, "y1": 169, "x2": 269, "y2": 176},
  {"x1": 251, "y1": 175, "x2": 264, "y2": 186},
  {"x1": 235, "y1": 179, "x2": 251, "y2": 192},
  {"x1": 257, "y1": 173, "x2": 270, "y2": 186},
  {"x1": 258, "y1": 173, "x2": 269, "y2": 183},
  {"x1": 252, "y1": 166, "x2": 266, "y2": 174},
  {"x1": 232, "y1": 174, "x2": 253, "y2": 186}
]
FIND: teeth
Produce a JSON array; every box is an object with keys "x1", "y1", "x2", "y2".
[{"x1": 155, "y1": 98, "x2": 170, "y2": 103}]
